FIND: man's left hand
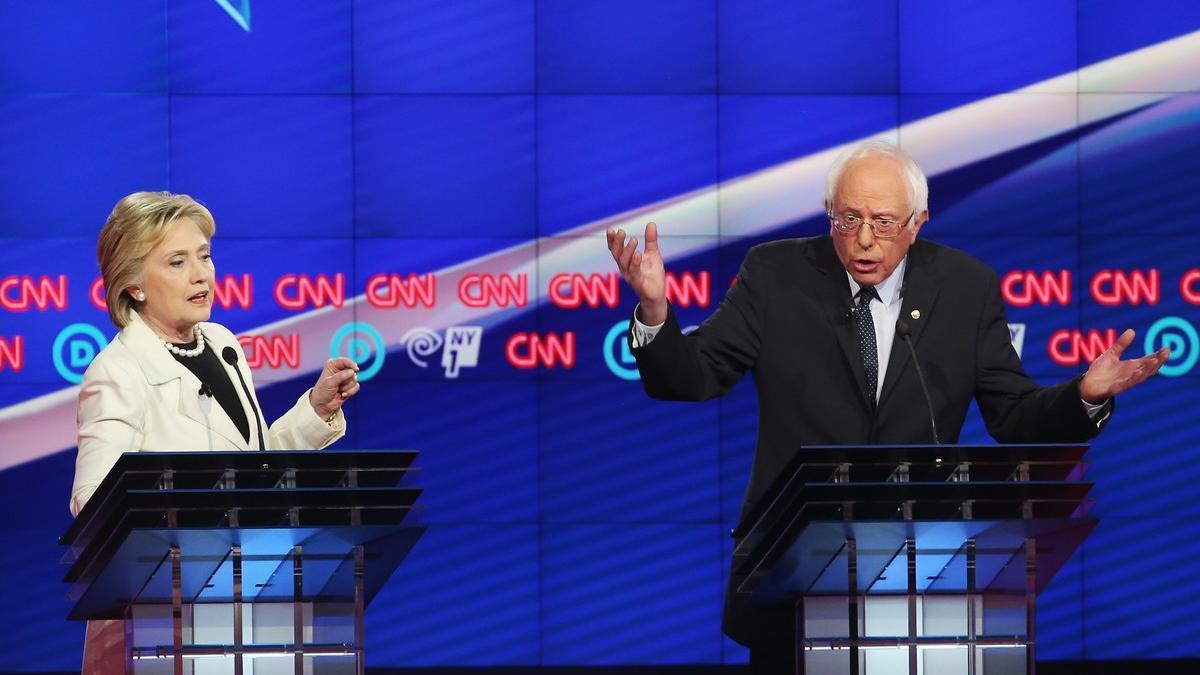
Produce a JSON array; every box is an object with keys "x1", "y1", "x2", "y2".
[
  {"x1": 310, "y1": 357, "x2": 360, "y2": 419},
  {"x1": 1079, "y1": 329, "x2": 1169, "y2": 404}
]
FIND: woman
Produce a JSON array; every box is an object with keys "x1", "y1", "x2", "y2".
[{"x1": 71, "y1": 191, "x2": 360, "y2": 672}]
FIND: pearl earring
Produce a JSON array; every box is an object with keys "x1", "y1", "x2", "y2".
[{"x1": 135, "y1": 291, "x2": 145, "y2": 301}]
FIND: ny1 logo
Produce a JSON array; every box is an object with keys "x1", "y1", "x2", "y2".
[{"x1": 401, "y1": 326, "x2": 483, "y2": 378}]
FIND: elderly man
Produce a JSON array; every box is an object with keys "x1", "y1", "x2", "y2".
[{"x1": 606, "y1": 140, "x2": 1167, "y2": 671}]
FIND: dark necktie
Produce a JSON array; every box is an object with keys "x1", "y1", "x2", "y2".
[{"x1": 854, "y1": 285, "x2": 880, "y2": 406}]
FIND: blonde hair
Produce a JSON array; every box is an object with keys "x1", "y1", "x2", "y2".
[{"x1": 97, "y1": 192, "x2": 216, "y2": 328}]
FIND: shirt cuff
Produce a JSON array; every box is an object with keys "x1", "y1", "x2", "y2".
[
  {"x1": 1081, "y1": 397, "x2": 1112, "y2": 427},
  {"x1": 630, "y1": 304, "x2": 666, "y2": 348}
]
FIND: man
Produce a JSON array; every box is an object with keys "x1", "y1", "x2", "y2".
[{"x1": 605, "y1": 140, "x2": 1168, "y2": 671}]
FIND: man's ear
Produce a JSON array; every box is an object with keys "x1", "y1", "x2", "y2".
[{"x1": 909, "y1": 210, "x2": 929, "y2": 240}]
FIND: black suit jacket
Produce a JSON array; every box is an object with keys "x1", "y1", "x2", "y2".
[{"x1": 631, "y1": 235, "x2": 1105, "y2": 645}]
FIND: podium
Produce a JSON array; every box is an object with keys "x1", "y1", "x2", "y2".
[
  {"x1": 731, "y1": 444, "x2": 1095, "y2": 675},
  {"x1": 59, "y1": 450, "x2": 426, "y2": 674}
]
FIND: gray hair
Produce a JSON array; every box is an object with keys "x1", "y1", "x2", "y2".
[{"x1": 824, "y1": 140, "x2": 929, "y2": 225}]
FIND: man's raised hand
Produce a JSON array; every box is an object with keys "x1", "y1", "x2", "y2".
[
  {"x1": 607, "y1": 221, "x2": 668, "y2": 325},
  {"x1": 1079, "y1": 328, "x2": 1170, "y2": 404}
]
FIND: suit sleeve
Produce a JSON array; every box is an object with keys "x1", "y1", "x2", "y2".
[
  {"x1": 268, "y1": 389, "x2": 345, "y2": 450},
  {"x1": 72, "y1": 357, "x2": 147, "y2": 517},
  {"x1": 974, "y1": 271, "x2": 1106, "y2": 443},
  {"x1": 632, "y1": 249, "x2": 761, "y2": 401}
]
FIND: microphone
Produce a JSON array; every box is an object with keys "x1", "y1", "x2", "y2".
[
  {"x1": 198, "y1": 383, "x2": 213, "y2": 398},
  {"x1": 222, "y1": 346, "x2": 265, "y2": 451},
  {"x1": 896, "y1": 320, "x2": 940, "y2": 445}
]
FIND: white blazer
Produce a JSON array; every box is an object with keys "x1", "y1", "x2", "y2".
[
  {"x1": 70, "y1": 311, "x2": 345, "y2": 517},
  {"x1": 71, "y1": 313, "x2": 347, "y2": 672}
]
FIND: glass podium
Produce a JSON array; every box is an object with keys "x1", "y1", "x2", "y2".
[
  {"x1": 731, "y1": 444, "x2": 1095, "y2": 675},
  {"x1": 60, "y1": 450, "x2": 426, "y2": 675}
]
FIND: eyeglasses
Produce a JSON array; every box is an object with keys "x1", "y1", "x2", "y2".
[{"x1": 828, "y1": 211, "x2": 914, "y2": 239}]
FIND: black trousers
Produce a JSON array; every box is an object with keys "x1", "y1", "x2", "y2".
[
  {"x1": 743, "y1": 603, "x2": 799, "y2": 675},
  {"x1": 749, "y1": 644, "x2": 798, "y2": 675}
]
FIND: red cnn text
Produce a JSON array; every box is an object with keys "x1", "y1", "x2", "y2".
[
  {"x1": 0, "y1": 275, "x2": 68, "y2": 311},
  {"x1": 1048, "y1": 329, "x2": 1117, "y2": 367},
  {"x1": 549, "y1": 273, "x2": 620, "y2": 309},
  {"x1": 1002, "y1": 270, "x2": 1071, "y2": 307},
  {"x1": 366, "y1": 273, "x2": 436, "y2": 308},
  {"x1": 459, "y1": 273, "x2": 527, "y2": 308},
  {"x1": 505, "y1": 331, "x2": 575, "y2": 369},
  {"x1": 275, "y1": 273, "x2": 345, "y2": 310},
  {"x1": 237, "y1": 334, "x2": 301, "y2": 369}
]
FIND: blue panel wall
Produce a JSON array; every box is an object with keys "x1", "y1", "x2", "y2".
[{"x1": 2, "y1": 1, "x2": 1199, "y2": 669}]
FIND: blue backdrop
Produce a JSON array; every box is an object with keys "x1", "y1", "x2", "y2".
[{"x1": 2, "y1": 0, "x2": 1199, "y2": 668}]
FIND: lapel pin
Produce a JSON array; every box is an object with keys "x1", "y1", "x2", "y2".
[{"x1": 910, "y1": 309, "x2": 921, "y2": 320}]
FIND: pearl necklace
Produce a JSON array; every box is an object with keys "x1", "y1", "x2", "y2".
[{"x1": 163, "y1": 327, "x2": 206, "y2": 358}]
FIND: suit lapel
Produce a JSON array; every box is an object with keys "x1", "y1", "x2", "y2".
[
  {"x1": 879, "y1": 241, "x2": 940, "y2": 408},
  {"x1": 120, "y1": 314, "x2": 250, "y2": 450},
  {"x1": 812, "y1": 238, "x2": 875, "y2": 411}
]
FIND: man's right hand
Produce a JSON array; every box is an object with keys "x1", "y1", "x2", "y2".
[{"x1": 607, "y1": 222, "x2": 667, "y2": 325}]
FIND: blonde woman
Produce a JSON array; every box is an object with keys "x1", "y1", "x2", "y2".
[{"x1": 71, "y1": 191, "x2": 359, "y2": 672}]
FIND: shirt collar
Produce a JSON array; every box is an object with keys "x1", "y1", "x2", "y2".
[{"x1": 846, "y1": 256, "x2": 907, "y2": 306}]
